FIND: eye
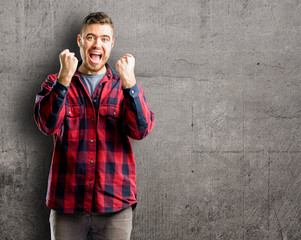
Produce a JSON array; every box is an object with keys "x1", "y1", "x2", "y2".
[
  {"x1": 102, "y1": 37, "x2": 110, "y2": 42},
  {"x1": 87, "y1": 36, "x2": 94, "y2": 40}
]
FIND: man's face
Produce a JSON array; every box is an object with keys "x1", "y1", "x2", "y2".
[{"x1": 77, "y1": 23, "x2": 114, "y2": 75}]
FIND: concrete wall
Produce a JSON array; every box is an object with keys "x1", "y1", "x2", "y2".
[{"x1": 1, "y1": 0, "x2": 301, "y2": 239}]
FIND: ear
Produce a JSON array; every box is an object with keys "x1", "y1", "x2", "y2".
[
  {"x1": 77, "y1": 34, "x2": 82, "y2": 47},
  {"x1": 111, "y1": 38, "x2": 115, "y2": 48}
]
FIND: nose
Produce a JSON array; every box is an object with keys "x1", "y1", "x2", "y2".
[{"x1": 93, "y1": 37, "x2": 102, "y2": 48}]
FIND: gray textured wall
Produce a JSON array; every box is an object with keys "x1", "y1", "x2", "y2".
[{"x1": 1, "y1": 0, "x2": 301, "y2": 239}]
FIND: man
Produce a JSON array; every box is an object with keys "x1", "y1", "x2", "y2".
[{"x1": 34, "y1": 12, "x2": 155, "y2": 240}]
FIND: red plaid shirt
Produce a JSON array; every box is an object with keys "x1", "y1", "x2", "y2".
[{"x1": 34, "y1": 64, "x2": 155, "y2": 214}]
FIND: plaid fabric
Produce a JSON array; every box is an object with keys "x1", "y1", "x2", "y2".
[{"x1": 34, "y1": 64, "x2": 155, "y2": 214}]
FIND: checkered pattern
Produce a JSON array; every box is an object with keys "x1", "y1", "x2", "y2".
[{"x1": 34, "y1": 64, "x2": 155, "y2": 214}]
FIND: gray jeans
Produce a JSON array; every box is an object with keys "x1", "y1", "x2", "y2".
[{"x1": 49, "y1": 207, "x2": 133, "y2": 240}]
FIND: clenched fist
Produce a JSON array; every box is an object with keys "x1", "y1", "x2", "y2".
[
  {"x1": 116, "y1": 54, "x2": 137, "y2": 88},
  {"x1": 57, "y1": 49, "x2": 78, "y2": 86}
]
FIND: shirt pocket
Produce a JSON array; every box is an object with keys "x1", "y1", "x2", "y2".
[
  {"x1": 99, "y1": 105, "x2": 121, "y2": 119},
  {"x1": 98, "y1": 105, "x2": 121, "y2": 133},
  {"x1": 66, "y1": 105, "x2": 81, "y2": 118},
  {"x1": 63, "y1": 105, "x2": 83, "y2": 139}
]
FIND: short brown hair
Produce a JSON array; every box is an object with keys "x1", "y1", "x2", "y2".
[{"x1": 80, "y1": 12, "x2": 114, "y2": 35}]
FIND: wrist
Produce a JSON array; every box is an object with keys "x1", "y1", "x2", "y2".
[
  {"x1": 122, "y1": 82, "x2": 136, "y2": 88},
  {"x1": 57, "y1": 76, "x2": 71, "y2": 86},
  {"x1": 121, "y1": 75, "x2": 136, "y2": 89}
]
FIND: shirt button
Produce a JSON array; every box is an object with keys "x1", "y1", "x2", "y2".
[
  {"x1": 90, "y1": 139, "x2": 94, "y2": 143},
  {"x1": 113, "y1": 112, "x2": 116, "y2": 116},
  {"x1": 90, "y1": 160, "x2": 94, "y2": 164},
  {"x1": 68, "y1": 111, "x2": 71, "y2": 115},
  {"x1": 131, "y1": 90, "x2": 135, "y2": 94},
  {"x1": 63, "y1": 90, "x2": 66, "y2": 93},
  {"x1": 93, "y1": 99, "x2": 97, "y2": 103},
  {"x1": 89, "y1": 181, "x2": 92, "y2": 185}
]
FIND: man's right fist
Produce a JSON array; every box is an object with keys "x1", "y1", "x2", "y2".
[{"x1": 57, "y1": 49, "x2": 78, "y2": 86}]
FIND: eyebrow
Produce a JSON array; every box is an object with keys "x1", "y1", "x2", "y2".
[{"x1": 86, "y1": 33, "x2": 111, "y2": 40}]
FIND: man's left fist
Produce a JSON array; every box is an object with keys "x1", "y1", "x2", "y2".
[{"x1": 116, "y1": 54, "x2": 137, "y2": 88}]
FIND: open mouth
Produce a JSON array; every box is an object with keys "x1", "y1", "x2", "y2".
[{"x1": 89, "y1": 53, "x2": 102, "y2": 64}]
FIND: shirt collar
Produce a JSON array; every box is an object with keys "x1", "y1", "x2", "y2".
[{"x1": 74, "y1": 62, "x2": 116, "y2": 82}]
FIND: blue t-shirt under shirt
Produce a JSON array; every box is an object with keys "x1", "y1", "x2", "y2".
[{"x1": 80, "y1": 72, "x2": 106, "y2": 96}]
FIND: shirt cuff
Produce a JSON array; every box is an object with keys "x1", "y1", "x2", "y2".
[
  {"x1": 123, "y1": 83, "x2": 140, "y2": 99},
  {"x1": 52, "y1": 79, "x2": 69, "y2": 98}
]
